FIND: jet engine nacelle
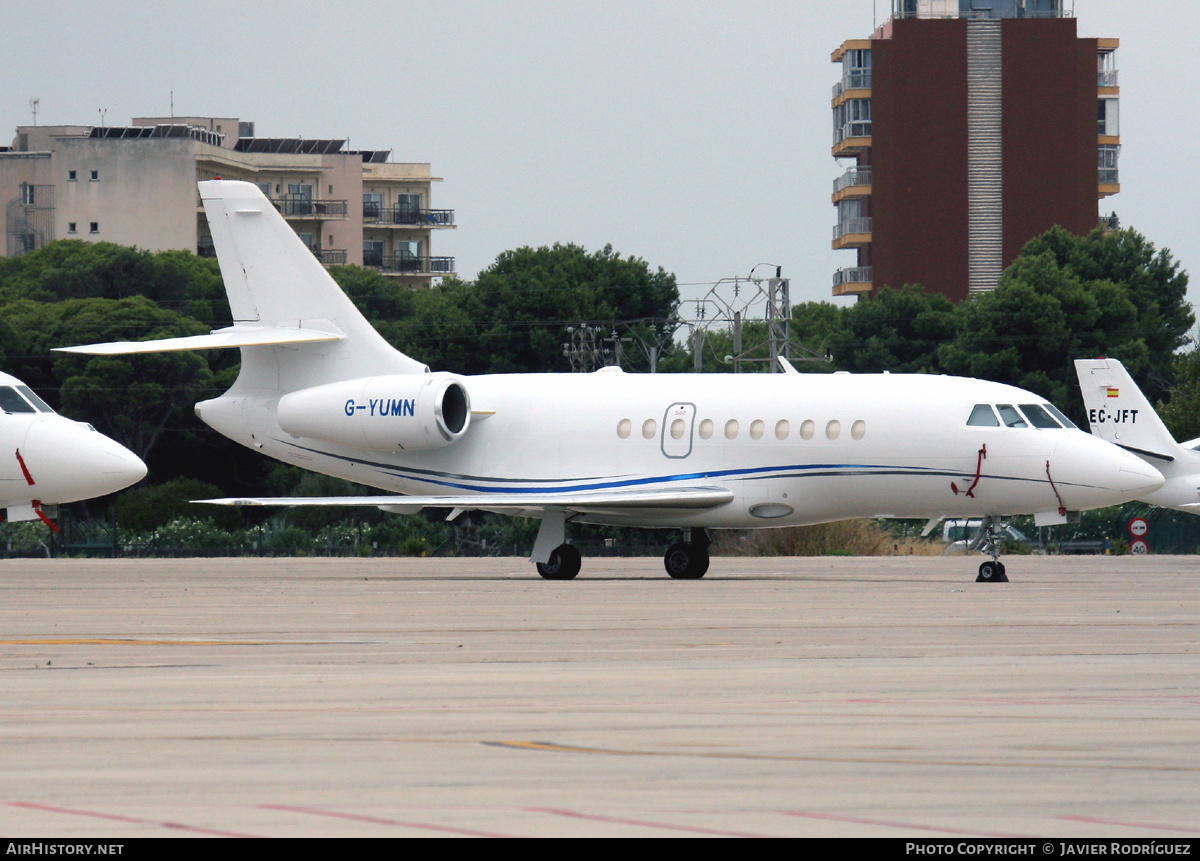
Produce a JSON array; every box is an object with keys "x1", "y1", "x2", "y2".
[{"x1": 276, "y1": 373, "x2": 470, "y2": 452}]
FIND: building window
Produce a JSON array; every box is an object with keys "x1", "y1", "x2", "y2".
[
  {"x1": 395, "y1": 192, "x2": 422, "y2": 224},
  {"x1": 67, "y1": 222, "x2": 77, "y2": 234},
  {"x1": 68, "y1": 170, "x2": 77, "y2": 181},
  {"x1": 364, "y1": 240, "x2": 384, "y2": 267},
  {"x1": 1098, "y1": 98, "x2": 1119, "y2": 136},
  {"x1": 1099, "y1": 145, "x2": 1119, "y2": 184},
  {"x1": 90, "y1": 170, "x2": 98, "y2": 181},
  {"x1": 841, "y1": 48, "x2": 871, "y2": 91},
  {"x1": 363, "y1": 192, "x2": 383, "y2": 220},
  {"x1": 833, "y1": 98, "x2": 871, "y2": 145},
  {"x1": 89, "y1": 222, "x2": 99, "y2": 233}
]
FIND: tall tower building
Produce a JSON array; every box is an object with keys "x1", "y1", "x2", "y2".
[{"x1": 831, "y1": 0, "x2": 1118, "y2": 301}]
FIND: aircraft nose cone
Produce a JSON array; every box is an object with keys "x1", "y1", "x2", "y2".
[
  {"x1": 1054, "y1": 434, "x2": 1163, "y2": 508},
  {"x1": 21, "y1": 418, "x2": 146, "y2": 503},
  {"x1": 1115, "y1": 457, "x2": 1166, "y2": 495}
]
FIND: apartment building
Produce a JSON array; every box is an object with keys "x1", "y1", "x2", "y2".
[
  {"x1": 1, "y1": 115, "x2": 454, "y2": 286},
  {"x1": 831, "y1": 0, "x2": 1118, "y2": 301}
]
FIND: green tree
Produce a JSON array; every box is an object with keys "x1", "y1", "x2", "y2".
[
  {"x1": 458, "y1": 243, "x2": 679, "y2": 374},
  {"x1": 939, "y1": 227, "x2": 1191, "y2": 421},
  {"x1": 828, "y1": 285, "x2": 957, "y2": 374},
  {"x1": 1158, "y1": 350, "x2": 1200, "y2": 443}
]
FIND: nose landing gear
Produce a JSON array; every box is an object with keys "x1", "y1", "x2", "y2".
[{"x1": 972, "y1": 516, "x2": 1009, "y2": 583}]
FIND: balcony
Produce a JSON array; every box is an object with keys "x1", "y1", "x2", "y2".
[
  {"x1": 832, "y1": 217, "x2": 872, "y2": 249},
  {"x1": 313, "y1": 248, "x2": 347, "y2": 265},
  {"x1": 364, "y1": 252, "x2": 456, "y2": 276},
  {"x1": 832, "y1": 267, "x2": 873, "y2": 297},
  {"x1": 363, "y1": 204, "x2": 455, "y2": 227},
  {"x1": 832, "y1": 71, "x2": 872, "y2": 101},
  {"x1": 1097, "y1": 69, "x2": 1119, "y2": 88},
  {"x1": 1098, "y1": 144, "x2": 1120, "y2": 197},
  {"x1": 832, "y1": 122, "x2": 871, "y2": 157},
  {"x1": 272, "y1": 198, "x2": 348, "y2": 218},
  {"x1": 832, "y1": 167, "x2": 872, "y2": 203}
]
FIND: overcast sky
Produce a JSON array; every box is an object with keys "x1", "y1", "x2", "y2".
[{"x1": 2, "y1": 0, "x2": 1197, "y2": 315}]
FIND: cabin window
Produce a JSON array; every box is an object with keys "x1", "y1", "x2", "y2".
[
  {"x1": 775, "y1": 420, "x2": 790, "y2": 440},
  {"x1": 724, "y1": 419, "x2": 739, "y2": 440},
  {"x1": 0, "y1": 387, "x2": 37, "y2": 413},
  {"x1": 670, "y1": 418, "x2": 686, "y2": 440},
  {"x1": 800, "y1": 419, "x2": 815, "y2": 440},
  {"x1": 1043, "y1": 403, "x2": 1078, "y2": 430},
  {"x1": 616, "y1": 419, "x2": 631, "y2": 439},
  {"x1": 967, "y1": 404, "x2": 1000, "y2": 426},
  {"x1": 851, "y1": 419, "x2": 866, "y2": 440},
  {"x1": 698, "y1": 419, "x2": 713, "y2": 439},
  {"x1": 16, "y1": 386, "x2": 53, "y2": 413},
  {"x1": 750, "y1": 419, "x2": 764, "y2": 440},
  {"x1": 641, "y1": 419, "x2": 656, "y2": 440},
  {"x1": 826, "y1": 420, "x2": 841, "y2": 440},
  {"x1": 1018, "y1": 404, "x2": 1062, "y2": 429},
  {"x1": 996, "y1": 404, "x2": 1027, "y2": 428}
]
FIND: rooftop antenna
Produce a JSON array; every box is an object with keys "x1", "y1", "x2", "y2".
[
  {"x1": 29, "y1": 97, "x2": 39, "y2": 126},
  {"x1": 170, "y1": 90, "x2": 174, "y2": 117},
  {"x1": 98, "y1": 108, "x2": 106, "y2": 128}
]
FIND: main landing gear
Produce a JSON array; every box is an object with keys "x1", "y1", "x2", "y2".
[
  {"x1": 663, "y1": 529, "x2": 711, "y2": 580},
  {"x1": 532, "y1": 517, "x2": 713, "y2": 581},
  {"x1": 536, "y1": 544, "x2": 582, "y2": 580},
  {"x1": 972, "y1": 516, "x2": 1009, "y2": 583}
]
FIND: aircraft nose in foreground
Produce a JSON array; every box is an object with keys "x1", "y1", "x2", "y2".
[
  {"x1": 20, "y1": 417, "x2": 147, "y2": 502},
  {"x1": 1053, "y1": 433, "x2": 1163, "y2": 509}
]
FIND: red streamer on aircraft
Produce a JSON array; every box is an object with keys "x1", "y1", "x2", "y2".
[
  {"x1": 951, "y1": 444, "x2": 987, "y2": 498},
  {"x1": 15, "y1": 449, "x2": 34, "y2": 486}
]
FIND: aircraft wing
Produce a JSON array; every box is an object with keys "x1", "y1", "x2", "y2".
[
  {"x1": 195, "y1": 485, "x2": 735, "y2": 516},
  {"x1": 54, "y1": 325, "x2": 343, "y2": 355}
]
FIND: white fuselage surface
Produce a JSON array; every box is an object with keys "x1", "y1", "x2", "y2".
[{"x1": 197, "y1": 366, "x2": 1160, "y2": 529}]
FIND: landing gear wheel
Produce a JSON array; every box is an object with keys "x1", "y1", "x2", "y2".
[
  {"x1": 976, "y1": 560, "x2": 1007, "y2": 583},
  {"x1": 537, "y1": 544, "x2": 581, "y2": 580},
  {"x1": 664, "y1": 542, "x2": 709, "y2": 579}
]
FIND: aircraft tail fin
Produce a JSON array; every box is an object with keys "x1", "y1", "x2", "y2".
[
  {"x1": 56, "y1": 180, "x2": 428, "y2": 387},
  {"x1": 1074, "y1": 358, "x2": 1178, "y2": 461}
]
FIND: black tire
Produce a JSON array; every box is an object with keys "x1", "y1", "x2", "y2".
[
  {"x1": 976, "y1": 560, "x2": 1003, "y2": 582},
  {"x1": 537, "y1": 544, "x2": 581, "y2": 580},
  {"x1": 664, "y1": 543, "x2": 708, "y2": 579}
]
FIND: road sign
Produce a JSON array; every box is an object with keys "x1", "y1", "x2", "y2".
[
  {"x1": 1129, "y1": 517, "x2": 1149, "y2": 538},
  {"x1": 1130, "y1": 538, "x2": 1149, "y2": 554}
]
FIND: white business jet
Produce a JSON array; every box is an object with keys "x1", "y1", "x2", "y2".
[
  {"x1": 57, "y1": 180, "x2": 1163, "y2": 581},
  {"x1": 1075, "y1": 357, "x2": 1200, "y2": 515},
  {"x1": 0, "y1": 371, "x2": 146, "y2": 528}
]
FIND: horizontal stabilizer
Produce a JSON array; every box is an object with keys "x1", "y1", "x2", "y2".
[
  {"x1": 54, "y1": 325, "x2": 343, "y2": 356},
  {"x1": 195, "y1": 485, "x2": 735, "y2": 516}
]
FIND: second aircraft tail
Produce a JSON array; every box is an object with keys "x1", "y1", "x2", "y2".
[{"x1": 1074, "y1": 358, "x2": 1178, "y2": 461}]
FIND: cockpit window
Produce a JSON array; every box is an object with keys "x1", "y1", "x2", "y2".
[
  {"x1": 1042, "y1": 403, "x2": 1078, "y2": 430},
  {"x1": 995, "y1": 404, "x2": 1027, "y2": 428},
  {"x1": 1018, "y1": 404, "x2": 1062, "y2": 429},
  {"x1": 967, "y1": 404, "x2": 1000, "y2": 427},
  {"x1": 15, "y1": 386, "x2": 53, "y2": 413},
  {"x1": 0, "y1": 387, "x2": 36, "y2": 414}
]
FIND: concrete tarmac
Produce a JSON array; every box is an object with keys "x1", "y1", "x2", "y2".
[{"x1": 0, "y1": 554, "x2": 1197, "y2": 838}]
